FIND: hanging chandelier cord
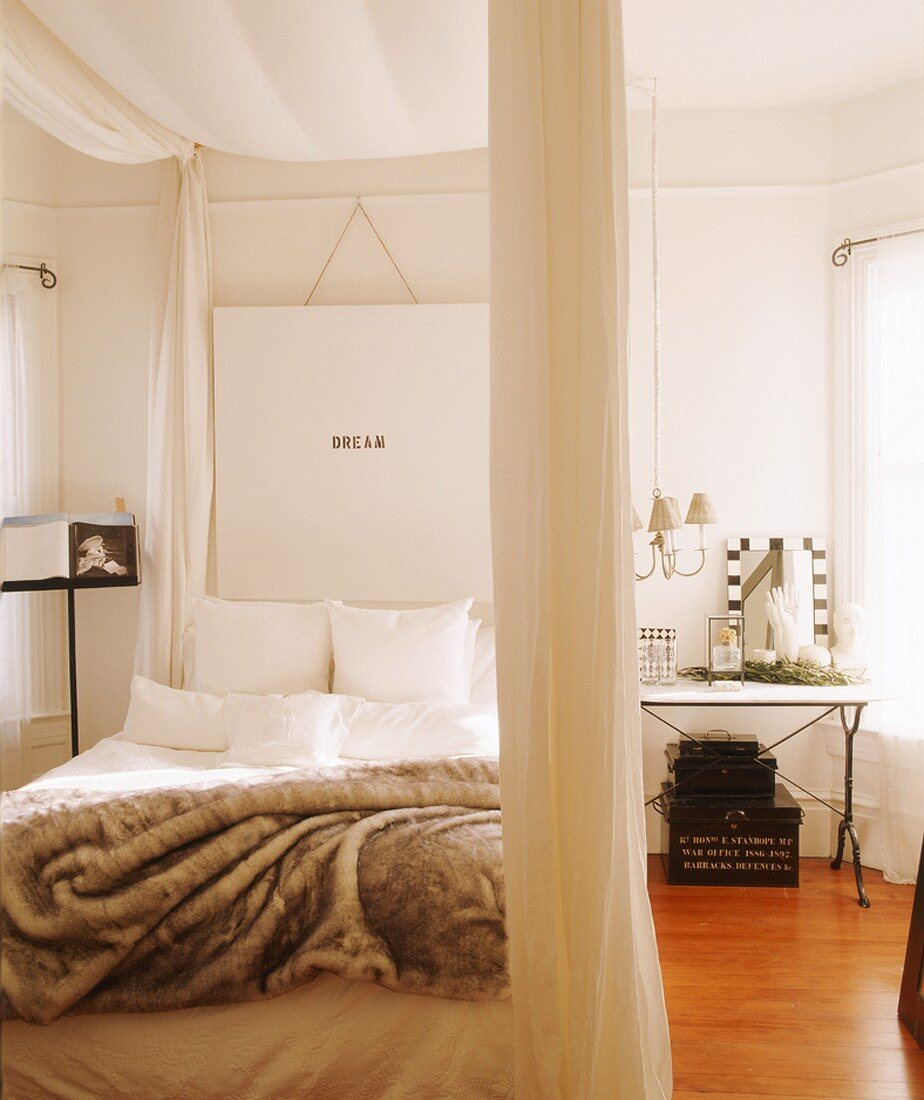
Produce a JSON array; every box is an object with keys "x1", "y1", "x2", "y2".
[{"x1": 650, "y1": 78, "x2": 662, "y2": 497}]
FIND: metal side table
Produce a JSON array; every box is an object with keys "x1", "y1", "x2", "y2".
[{"x1": 640, "y1": 681, "x2": 887, "y2": 907}]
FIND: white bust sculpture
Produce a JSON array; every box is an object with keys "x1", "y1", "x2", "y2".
[
  {"x1": 831, "y1": 603, "x2": 869, "y2": 672},
  {"x1": 765, "y1": 584, "x2": 800, "y2": 662}
]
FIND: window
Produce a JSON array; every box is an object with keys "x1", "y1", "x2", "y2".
[
  {"x1": 835, "y1": 227, "x2": 924, "y2": 882},
  {"x1": 0, "y1": 262, "x2": 64, "y2": 787},
  {"x1": 835, "y1": 230, "x2": 924, "y2": 707}
]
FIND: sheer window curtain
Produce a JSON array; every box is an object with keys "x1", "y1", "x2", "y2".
[
  {"x1": 869, "y1": 236, "x2": 924, "y2": 884},
  {"x1": 1, "y1": 272, "x2": 32, "y2": 789},
  {"x1": 490, "y1": 0, "x2": 672, "y2": 1095},
  {"x1": 0, "y1": 259, "x2": 65, "y2": 788},
  {"x1": 3, "y1": 0, "x2": 213, "y2": 688},
  {"x1": 835, "y1": 230, "x2": 924, "y2": 884}
]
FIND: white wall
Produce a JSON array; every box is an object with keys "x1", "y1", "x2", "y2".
[
  {"x1": 3, "y1": 78, "x2": 923, "y2": 844},
  {"x1": 628, "y1": 183, "x2": 834, "y2": 851},
  {"x1": 3, "y1": 116, "x2": 490, "y2": 762},
  {"x1": 628, "y1": 80, "x2": 924, "y2": 854}
]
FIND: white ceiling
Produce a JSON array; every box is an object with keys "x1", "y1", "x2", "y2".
[
  {"x1": 623, "y1": 0, "x2": 924, "y2": 108},
  {"x1": 14, "y1": 0, "x2": 924, "y2": 162}
]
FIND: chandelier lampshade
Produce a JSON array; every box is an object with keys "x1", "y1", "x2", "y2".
[
  {"x1": 684, "y1": 493, "x2": 718, "y2": 525},
  {"x1": 647, "y1": 495, "x2": 682, "y2": 533}
]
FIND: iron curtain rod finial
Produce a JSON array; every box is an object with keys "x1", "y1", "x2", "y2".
[
  {"x1": 831, "y1": 227, "x2": 923, "y2": 267},
  {"x1": 832, "y1": 239, "x2": 852, "y2": 267},
  {"x1": 3, "y1": 261, "x2": 57, "y2": 288}
]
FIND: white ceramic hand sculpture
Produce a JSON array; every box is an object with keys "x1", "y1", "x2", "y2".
[{"x1": 765, "y1": 583, "x2": 800, "y2": 662}]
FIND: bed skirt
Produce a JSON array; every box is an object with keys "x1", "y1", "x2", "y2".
[{"x1": 1, "y1": 973, "x2": 514, "y2": 1100}]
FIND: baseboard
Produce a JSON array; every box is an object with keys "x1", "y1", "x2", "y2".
[
  {"x1": 795, "y1": 795, "x2": 832, "y2": 857},
  {"x1": 789, "y1": 784, "x2": 883, "y2": 867}
]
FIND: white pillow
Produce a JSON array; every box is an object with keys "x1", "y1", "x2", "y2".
[
  {"x1": 223, "y1": 691, "x2": 361, "y2": 767},
  {"x1": 328, "y1": 599, "x2": 473, "y2": 704},
  {"x1": 469, "y1": 625, "x2": 497, "y2": 706},
  {"x1": 193, "y1": 597, "x2": 334, "y2": 697},
  {"x1": 123, "y1": 675, "x2": 227, "y2": 751},
  {"x1": 340, "y1": 700, "x2": 499, "y2": 760}
]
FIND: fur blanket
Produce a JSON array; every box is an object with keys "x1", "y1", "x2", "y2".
[{"x1": 1, "y1": 756, "x2": 507, "y2": 1025}]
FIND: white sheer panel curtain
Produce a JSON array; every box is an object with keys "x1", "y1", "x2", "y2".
[
  {"x1": 3, "y1": 0, "x2": 213, "y2": 686},
  {"x1": 1, "y1": 272, "x2": 32, "y2": 789},
  {"x1": 868, "y1": 236, "x2": 924, "y2": 883},
  {"x1": 138, "y1": 152, "x2": 213, "y2": 686},
  {"x1": 490, "y1": 0, "x2": 671, "y2": 1095},
  {"x1": 835, "y1": 230, "x2": 924, "y2": 884}
]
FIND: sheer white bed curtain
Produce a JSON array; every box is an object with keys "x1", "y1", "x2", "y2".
[
  {"x1": 490, "y1": 0, "x2": 672, "y2": 1095},
  {"x1": 3, "y1": 0, "x2": 212, "y2": 688},
  {"x1": 836, "y1": 231, "x2": 924, "y2": 883}
]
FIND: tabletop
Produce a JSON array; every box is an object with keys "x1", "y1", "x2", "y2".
[{"x1": 639, "y1": 680, "x2": 888, "y2": 707}]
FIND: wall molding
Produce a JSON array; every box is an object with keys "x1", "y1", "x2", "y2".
[
  {"x1": 831, "y1": 162, "x2": 924, "y2": 192},
  {"x1": 7, "y1": 190, "x2": 490, "y2": 214},
  {"x1": 791, "y1": 784, "x2": 882, "y2": 863},
  {"x1": 822, "y1": 721, "x2": 881, "y2": 766},
  {"x1": 27, "y1": 712, "x2": 69, "y2": 749},
  {"x1": 628, "y1": 162, "x2": 924, "y2": 200},
  {"x1": 9, "y1": 162, "x2": 922, "y2": 215},
  {"x1": 2, "y1": 197, "x2": 57, "y2": 211},
  {"x1": 22, "y1": 712, "x2": 71, "y2": 787},
  {"x1": 790, "y1": 782, "x2": 880, "y2": 814}
]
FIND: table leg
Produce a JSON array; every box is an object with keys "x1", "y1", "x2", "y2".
[{"x1": 830, "y1": 704, "x2": 869, "y2": 907}]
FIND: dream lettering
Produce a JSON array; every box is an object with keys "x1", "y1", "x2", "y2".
[{"x1": 331, "y1": 435, "x2": 386, "y2": 450}]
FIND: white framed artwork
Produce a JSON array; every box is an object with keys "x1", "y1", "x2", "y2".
[{"x1": 213, "y1": 304, "x2": 491, "y2": 603}]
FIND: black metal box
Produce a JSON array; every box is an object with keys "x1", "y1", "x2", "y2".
[
  {"x1": 659, "y1": 783, "x2": 802, "y2": 887},
  {"x1": 678, "y1": 732, "x2": 761, "y2": 757},
  {"x1": 665, "y1": 742, "x2": 777, "y2": 800}
]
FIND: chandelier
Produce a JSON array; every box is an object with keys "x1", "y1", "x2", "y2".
[{"x1": 631, "y1": 77, "x2": 717, "y2": 581}]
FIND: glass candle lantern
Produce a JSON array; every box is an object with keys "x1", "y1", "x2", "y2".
[
  {"x1": 705, "y1": 614, "x2": 745, "y2": 684},
  {"x1": 639, "y1": 628, "x2": 677, "y2": 686}
]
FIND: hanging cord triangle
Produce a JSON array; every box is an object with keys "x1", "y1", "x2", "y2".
[{"x1": 304, "y1": 198, "x2": 419, "y2": 306}]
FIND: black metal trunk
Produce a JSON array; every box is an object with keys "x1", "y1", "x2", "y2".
[
  {"x1": 665, "y1": 742, "x2": 778, "y2": 800},
  {"x1": 659, "y1": 783, "x2": 802, "y2": 887}
]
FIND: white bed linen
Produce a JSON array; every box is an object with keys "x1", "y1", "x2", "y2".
[
  {"x1": 4, "y1": 738, "x2": 513, "y2": 1100},
  {"x1": 22, "y1": 733, "x2": 248, "y2": 792}
]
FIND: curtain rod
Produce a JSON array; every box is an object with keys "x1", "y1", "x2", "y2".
[
  {"x1": 832, "y1": 227, "x2": 924, "y2": 267},
  {"x1": 2, "y1": 261, "x2": 57, "y2": 288}
]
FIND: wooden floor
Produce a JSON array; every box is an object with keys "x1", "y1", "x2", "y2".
[{"x1": 648, "y1": 856, "x2": 923, "y2": 1099}]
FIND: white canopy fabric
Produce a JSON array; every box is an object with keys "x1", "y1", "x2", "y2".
[
  {"x1": 490, "y1": 0, "x2": 672, "y2": 1095},
  {"x1": 4, "y1": 0, "x2": 186, "y2": 162},
  {"x1": 18, "y1": 0, "x2": 488, "y2": 161},
  {"x1": 3, "y1": 0, "x2": 213, "y2": 689}
]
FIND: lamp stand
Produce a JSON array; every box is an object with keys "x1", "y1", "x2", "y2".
[{"x1": 66, "y1": 587, "x2": 79, "y2": 756}]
